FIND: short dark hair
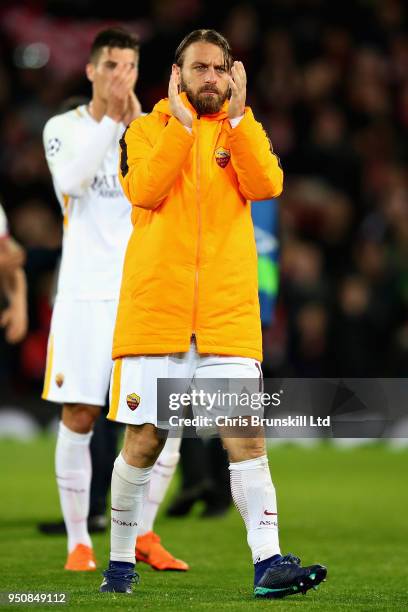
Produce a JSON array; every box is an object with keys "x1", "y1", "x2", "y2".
[
  {"x1": 174, "y1": 29, "x2": 232, "y2": 70},
  {"x1": 90, "y1": 27, "x2": 139, "y2": 63}
]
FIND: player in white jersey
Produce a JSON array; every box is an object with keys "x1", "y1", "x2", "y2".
[
  {"x1": 0, "y1": 203, "x2": 27, "y2": 344},
  {"x1": 42, "y1": 28, "x2": 187, "y2": 573}
]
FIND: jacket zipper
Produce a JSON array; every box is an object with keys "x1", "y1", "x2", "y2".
[{"x1": 192, "y1": 117, "x2": 201, "y2": 338}]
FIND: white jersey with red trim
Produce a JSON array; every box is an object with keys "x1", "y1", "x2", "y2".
[{"x1": 43, "y1": 105, "x2": 132, "y2": 300}]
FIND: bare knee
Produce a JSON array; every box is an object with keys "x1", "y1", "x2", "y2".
[
  {"x1": 222, "y1": 436, "x2": 266, "y2": 463},
  {"x1": 122, "y1": 424, "x2": 166, "y2": 468},
  {"x1": 62, "y1": 404, "x2": 101, "y2": 434}
]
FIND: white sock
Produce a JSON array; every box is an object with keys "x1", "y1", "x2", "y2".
[
  {"x1": 110, "y1": 453, "x2": 153, "y2": 563},
  {"x1": 138, "y1": 436, "x2": 181, "y2": 536},
  {"x1": 55, "y1": 422, "x2": 93, "y2": 553},
  {"x1": 229, "y1": 455, "x2": 281, "y2": 563}
]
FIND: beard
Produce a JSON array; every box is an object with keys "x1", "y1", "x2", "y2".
[{"x1": 181, "y1": 77, "x2": 229, "y2": 116}]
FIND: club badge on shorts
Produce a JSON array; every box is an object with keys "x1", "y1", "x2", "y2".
[
  {"x1": 126, "y1": 393, "x2": 141, "y2": 410},
  {"x1": 215, "y1": 147, "x2": 231, "y2": 168},
  {"x1": 55, "y1": 373, "x2": 64, "y2": 388}
]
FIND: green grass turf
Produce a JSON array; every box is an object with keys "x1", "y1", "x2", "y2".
[{"x1": 0, "y1": 437, "x2": 407, "y2": 611}]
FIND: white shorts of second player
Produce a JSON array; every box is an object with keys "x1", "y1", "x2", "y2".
[
  {"x1": 108, "y1": 338, "x2": 263, "y2": 431},
  {"x1": 42, "y1": 299, "x2": 118, "y2": 405}
]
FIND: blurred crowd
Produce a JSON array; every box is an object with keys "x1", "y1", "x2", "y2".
[{"x1": 1, "y1": 0, "x2": 408, "y2": 412}]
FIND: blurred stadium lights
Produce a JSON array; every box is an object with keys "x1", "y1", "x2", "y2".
[{"x1": 14, "y1": 42, "x2": 50, "y2": 69}]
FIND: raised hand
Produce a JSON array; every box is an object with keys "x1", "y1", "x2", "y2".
[
  {"x1": 106, "y1": 64, "x2": 136, "y2": 123},
  {"x1": 228, "y1": 61, "x2": 246, "y2": 120},
  {"x1": 168, "y1": 67, "x2": 193, "y2": 129},
  {"x1": 122, "y1": 91, "x2": 142, "y2": 126}
]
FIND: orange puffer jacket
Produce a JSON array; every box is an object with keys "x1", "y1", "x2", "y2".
[{"x1": 115, "y1": 93, "x2": 283, "y2": 361}]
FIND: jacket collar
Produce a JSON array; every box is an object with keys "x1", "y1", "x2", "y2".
[{"x1": 154, "y1": 91, "x2": 229, "y2": 121}]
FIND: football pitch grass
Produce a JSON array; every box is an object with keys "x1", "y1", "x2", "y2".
[{"x1": 1, "y1": 437, "x2": 407, "y2": 611}]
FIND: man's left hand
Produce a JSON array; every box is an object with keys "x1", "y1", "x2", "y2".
[{"x1": 228, "y1": 61, "x2": 246, "y2": 120}]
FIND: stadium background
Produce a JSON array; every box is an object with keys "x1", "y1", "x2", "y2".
[
  {"x1": 3, "y1": 0, "x2": 408, "y2": 431},
  {"x1": 0, "y1": 2, "x2": 407, "y2": 610}
]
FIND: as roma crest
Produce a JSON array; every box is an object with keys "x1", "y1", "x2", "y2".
[
  {"x1": 215, "y1": 147, "x2": 231, "y2": 168},
  {"x1": 55, "y1": 373, "x2": 64, "y2": 388},
  {"x1": 126, "y1": 393, "x2": 141, "y2": 411}
]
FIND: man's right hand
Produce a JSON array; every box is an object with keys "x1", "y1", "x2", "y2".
[
  {"x1": 168, "y1": 68, "x2": 193, "y2": 129},
  {"x1": 106, "y1": 65, "x2": 136, "y2": 123}
]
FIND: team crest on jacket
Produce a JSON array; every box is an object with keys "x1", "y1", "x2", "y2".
[
  {"x1": 126, "y1": 393, "x2": 141, "y2": 411},
  {"x1": 215, "y1": 147, "x2": 231, "y2": 168}
]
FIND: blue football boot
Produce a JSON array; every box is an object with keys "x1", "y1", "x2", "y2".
[
  {"x1": 254, "y1": 553, "x2": 327, "y2": 599},
  {"x1": 100, "y1": 561, "x2": 139, "y2": 594}
]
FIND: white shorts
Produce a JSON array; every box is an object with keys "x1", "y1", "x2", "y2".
[
  {"x1": 42, "y1": 299, "x2": 118, "y2": 405},
  {"x1": 107, "y1": 339, "x2": 262, "y2": 432}
]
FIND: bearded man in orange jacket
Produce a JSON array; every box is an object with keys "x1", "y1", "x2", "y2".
[{"x1": 101, "y1": 29, "x2": 327, "y2": 599}]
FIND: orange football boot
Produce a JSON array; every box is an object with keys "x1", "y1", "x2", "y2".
[
  {"x1": 64, "y1": 544, "x2": 96, "y2": 571},
  {"x1": 136, "y1": 531, "x2": 189, "y2": 571}
]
